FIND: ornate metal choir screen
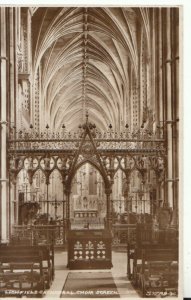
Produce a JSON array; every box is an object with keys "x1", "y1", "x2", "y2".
[{"x1": 8, "y1": 115, "x2": 166, "y2": 226}]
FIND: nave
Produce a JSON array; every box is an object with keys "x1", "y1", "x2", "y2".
[{"x1": 0, "y1": 6, "x2": 179, "y2": 299}]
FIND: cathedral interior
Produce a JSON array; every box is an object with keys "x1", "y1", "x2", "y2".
[{"x1": 0, "y1": 6, "x2": 179, "y2": 298}]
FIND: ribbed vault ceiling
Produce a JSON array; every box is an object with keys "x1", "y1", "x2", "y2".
[{"x1": 32, "y1": 7, "x2": 150, "y2": 131}]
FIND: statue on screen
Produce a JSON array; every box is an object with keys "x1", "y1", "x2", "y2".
[{"x1": 83, "y1": 196, "x2": 88, "y2": 209}]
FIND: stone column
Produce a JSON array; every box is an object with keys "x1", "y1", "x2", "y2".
[
  {"x1": 171, "y1": 8, "x2": 179, "y2": 225},
  {"x1": 163, "y1": 8, "x2": 173, "y2": 208},
  {"x1": 0, "y1": 8, "x2": 9, "y2": 243},
  {"x1": 150, "y1": 9, "x2": 156, "y2": 118},
  {"x1": 9, "y1": 8, "x2": 17, "y2": 237},
  {"x1": 158, "y1": 8, "x2": 163, "y2": 127},
  {"x1": 174, "y1": 11, "x2": 179, "y2": 173},
  {"x1": 174, "y1": 9, "x2": 179, "y2": 214}
]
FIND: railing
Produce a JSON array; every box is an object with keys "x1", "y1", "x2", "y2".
[
  {"x1": 136, "y1": 225, "x2": 178, "y2": 246},
  {"x1": 112, "y1": 224, "x2": 136, "y2": 246},
  {"x1": 11, "y1": 224, "x2": 65, "y2": 246},
  {"x1": 11, "y1": 223, "x2": 178, "y2": 248},
  {"x1": 111, "y1": 223, "x2": 178, "y2": 247}
]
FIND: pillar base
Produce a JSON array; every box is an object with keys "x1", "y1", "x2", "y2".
[{"x1": 0, "y1": 238, "x2": 9, "y2": 245}]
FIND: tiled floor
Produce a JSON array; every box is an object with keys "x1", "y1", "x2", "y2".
[{"x1": 45, "y1": 249, "x2": 140, "y2": 298}]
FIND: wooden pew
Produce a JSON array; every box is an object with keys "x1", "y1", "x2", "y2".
[
  {"x1": 127, "y1": 224, "x2": 178, "y2": 279},
  {"x1": 0, "y1": 252, "x2": 45, "y2": 297},
  {"x1": 132, "y1": 246, "x2": 178, "y2": 297},
  {"x1": 0, "y1": 244, "x2": 54, "y2": 289},
  {"x1": 38, "y1": 244, "x2": 55, "y2": 282},
  {"x1": 10, "y1": 235, "x2": 55, "y2": 281}
]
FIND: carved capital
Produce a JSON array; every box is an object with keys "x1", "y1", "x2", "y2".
[{"x1": 105, "y1": 188, "x2": 112, "y2": 195}]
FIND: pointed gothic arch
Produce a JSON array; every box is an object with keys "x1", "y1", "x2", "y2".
[{"x1": 67, "y1": 159, "x2": 108, "y2": 189}]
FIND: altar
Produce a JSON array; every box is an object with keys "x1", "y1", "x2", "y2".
[
  {"x1": 67, "y1": 229, "x2": 112, "y2": 269},
  {"x1": 74, "y1": 210, "x2": 98, "y2": 218},
  {"x1": 73, "y1": 195, "x2": 99, "y2": 211}
]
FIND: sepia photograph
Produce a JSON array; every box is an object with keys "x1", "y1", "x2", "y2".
[{"x1": 0, "y1": 4, "x2": 182, "y2": 299}]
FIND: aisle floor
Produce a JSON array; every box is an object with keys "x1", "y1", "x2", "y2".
[{"x1": 45, "y1": 250, "x2": 140, "y2": 298}]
